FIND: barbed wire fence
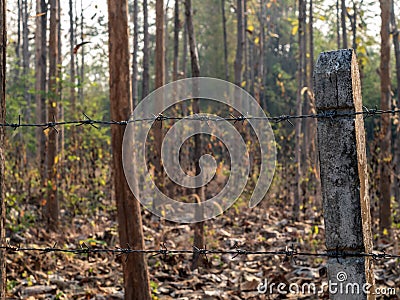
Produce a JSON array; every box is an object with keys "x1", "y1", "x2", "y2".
[
  {"x1": 1, "y1": 243, "x2": 400, "y2": 262},
  {"x1": 1, "y1": 107, "x2": 400, "y2": 266},
  {"x1": 0, "y1": 107, "x2": 399, "y2": 130}
]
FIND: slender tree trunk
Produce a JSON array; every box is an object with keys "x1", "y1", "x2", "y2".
[
  {"x1": 221, "y1": 0, "x2": 228, "y2": 81},
  {"x1": 173, "y1": 0, "x2": 180, "y2": 81},
  {"x1": 107, "y1": 1, "x2": 152, "y2": 299},
  {"x1": 336, "y1": 0, "x2": 341, "y2": 48},
  {"x1": 185, "y1": 0, "x2": 205, "y2": 270},
  {"x1": 57, "y1": 0, "x2": 64, "y2": 198},
  {"x1": 22, "y1": 0, "x2": 31, "y2": 120},
  {"x1": 294, "y1": 0, "x2": 306, "y2": 221},
  {"x1": 391, "y1": 0, "x2": 400, "y2": 204},
  {"x1": 69, "y1": 0, "x2": 77, "y2": 152},
  {"x1": 15, "y1": 0, "x2": 21, "y2": 80},
  {"x1": 35, "y1": 0, "x2": 47, "y2": 190},
  {"x1": 142, "y1": 0, "x2": 150, "y2": 99},
  {"x1": 182, "y1": 18, "x2": 188, "y2": 77},
  {"x1": 165, "y1": 3, "x2": 170, "y2": 83},
  {"x1": 349, "y1": 0, "x2": 357, "y2": 50},
  {"x1": 132, "y1": 0, "x2": 139, "y2": 105},
  {"x1": 243, "y1": 0, "x2": 249, "y2": 91},
  {"x1": 154, "y1": 0, "x2": 165, "y2": 218},
  {"x1": 308, "y1": 0, "x2": 321, "y2": 206},
  {"x1": 379, "y1": 0, "x2": 392, "y2": 235},
  {"x1": 79, "y1": 0, "x2": 84, "y2": 104},
  {"x1": 234, "y1": 0, "x2": 244, "y2": 86},
  {"x1": 0, "y1": 0, "x2": 7, "y2": 296},
  {"x1": 46, "y1": 0, "x2": 59, "y2": 231},
  {"x1": 259, "y1": 0, "x2": 267, "y2": 109},
  {"x1": 341, "y1": 0, "x2": 348, "y2": 48}
]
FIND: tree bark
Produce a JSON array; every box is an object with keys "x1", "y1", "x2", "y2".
[
  {"x1": 341, "y1": 0, "x2": 348, "y2": 48},
  {"x1": 46, "y1": 0, "x2": 59, "y2": 231},
  {"x1": 132, "y1": 0, "x2": 139, "y2": 105},
  {"x1": 22, "y1": 0, "x2": 31, "y2": 120},
  {"x1": 15, "y1": 0, "x2": 21, "y2": 80},
  {"x1": 173, "y1": 0, "x2": 179, "y2": 81},
  {"x1": 221, "y1": 0, "x2": 228, "y2": 81},
  {"x1": 78, "y1": 1, "x2": 84, "y2": 104},
  {"x1": 391, "y1": 0, "x2": 400, "y2": 205},
  {"x1": 234, "y1": 0, "x2": 244, "y2": 86},
  {"x1": 293, "y1": 0, "x2": 306, "y2": 221},
  {"x1": 348, "y1": 0, "x2": 357, "y2": 50},
  {"x1": 259, "y1": 0, "x2": 267, "y2": 109},
  {"x1": 153, "y1": 0, "x2": 165, "y2": 218},
  {"x1": 0, "y1": 0, "x2": 7, "y2": 296},
  {"x1": 107, "y1": 1, "x2": 152, "y2": 299},
  {"x1": 142, "y1": 0, "x2": 150, "y2": 99},
  {"x1": 182, "y1": 17, "x2": 188, "y2": 77},
  {"x1": 379, "y1": 0, "x2": 392, "y2": 235},
  {"x1": 165, "y1": 3, "x2": 170, "y2": 83},
  {"x1": 185, "y1": 0, "x2": 205, "y2": 270},
  {"x1": 35, "y1": 0, "x2": 47, "y2": 191}
]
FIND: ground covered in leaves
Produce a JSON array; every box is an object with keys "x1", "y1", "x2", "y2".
[{"x1": 5, "y1": 197, "x2": 400, "y2": 300}]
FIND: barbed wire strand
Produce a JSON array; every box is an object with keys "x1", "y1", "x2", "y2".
[
  {"x1": 0, "y1": 244, "x2": 399, "y2": 263},
  {"x1": 0, "y1": 108, "x2": 399, "y2": 131}
]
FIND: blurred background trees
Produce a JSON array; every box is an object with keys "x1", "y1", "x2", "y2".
[{"x1": 2, "y1": 0, "x2": 400, "y2": 287}]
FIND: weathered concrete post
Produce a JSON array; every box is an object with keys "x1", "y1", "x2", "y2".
[{"x1": 314, "y1": 49, "x2": 375, "y2": 299}]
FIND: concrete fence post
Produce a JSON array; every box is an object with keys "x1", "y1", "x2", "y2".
[{"x1": 314, "y1": 49, "x2": 375, "y2": 299}]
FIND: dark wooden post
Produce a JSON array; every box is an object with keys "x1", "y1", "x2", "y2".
[{"x1": 314, "y1": 49, "x2": 375, "y2": 299}]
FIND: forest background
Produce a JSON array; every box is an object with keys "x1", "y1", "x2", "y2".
[{"x1": 0, "y1": 0, "x2": 400, "y2": 298}]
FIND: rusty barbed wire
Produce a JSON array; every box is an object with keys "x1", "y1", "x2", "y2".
[
  {"x1": 0, "y1": 107, "x2": 399, "y2": 131},
  {"x1": 0, "y1": 243, "x2": 399, "y2": 263}
]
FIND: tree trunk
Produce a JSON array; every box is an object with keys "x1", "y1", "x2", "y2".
[
  {"x1": 234, "y1": 0, "x2": 244, "y2": 86},
  {"x1": 107, "y1": 1, "x2": 152, "y2": 299},
  {"x1": 336, "y1": 0, "x2": 341, "y2": 48},
  {"x1": 165, "y1": 3, "x2": 169, "y2": 83},
  {"x1": 132, "y1": 0, "x2": 139, "y2": 105},
  {"x1": 379, "y1": 0, "x2": 392, "y2": 235},
  {"x1": 308, "y1": 0, "x2": 320, "y2": 206},
  {"x1": 156, "y1": 0, "x2": 165, "y2": 89},
  {"x1": 349, "y1": 0, "x2": 357, "y2": 50},
  {"x1": 391, "y1": 0, "x2": 400, "y2": 205},
  {"x1": 142, "y1": 0, "x2": 150, "y2": 99},
  {"x1": 46, "y1": 0, "x2": 59, "y2": 231},
  {"x1": 182, "y1": 17, "x2": 188, "y2": 77},
  {"x1": 15, "y1": 0, "x2": 21, "y2": 80},
  {"x1": 185, "y1": 0, "x2": 205, "y2": 270},
  {"x1": 79, "y1": 1, "x2": 84, "y2": 104},
  {"x1": 243, "y1": 0, "x2": 249, "y2": 91},
  {"x1": 0, "y1": 0, "x2": 7, "y2": 296},
  {"x1": 293, "y1": 0, "x2": 306, "y2": 221},
  {"x1": 35, "y1": 0, "x2": 47, "y2": 191},
  {"x1": 22, "y1": 0, "x2": 31, "y2": 120},
  {"x1": 153, "y1": 0, "x2": 165, "y2": 218},
  {"x1": 68, "y1": 0, "x2": 77, "y2": 177},
  {"x1": 259, "y1": 0, "x2": 266, "y2": 109},
  {"x1": 341, "y1": 0, "x2": 348, "y2": 48},
  {"x1": 173, "y1": 0, "x2": 179, "y2": 81},
  {"x1": 221, "y1": 0, "x2": 228, "y2": 81}
]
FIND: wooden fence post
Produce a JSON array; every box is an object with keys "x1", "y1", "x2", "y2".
[{"x1": 314, "y1": 49, "x2": 375, "y2": 299}]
